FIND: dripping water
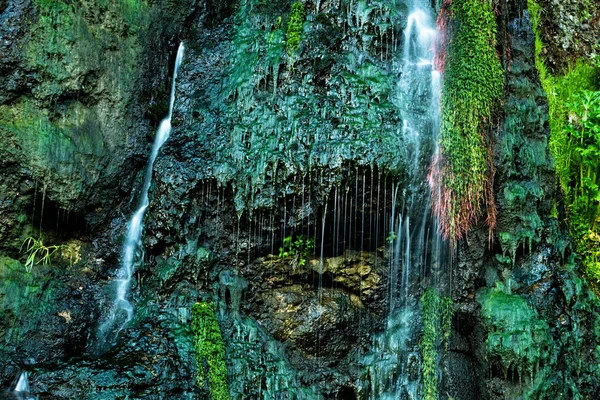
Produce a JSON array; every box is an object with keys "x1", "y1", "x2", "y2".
[{"x1": 359, "y1": 1, "x2": 446, "y2": 397}]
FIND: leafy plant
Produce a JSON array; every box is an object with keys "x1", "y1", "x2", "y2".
[
  {"x1": 20, "y1": 236, "x2": 63, "y2": 273},
  {"x1": 563, "y1": 90, "x2": 600, "y2": 281},
  {"x1": 192, "y1": 302, "x2": 230, "y2": 400},
  {"x1": 278, "y1": 235, "x2": 315, "y2": 268},
  {"x1": 528, "y1": 0, "x2": 600, "y2": 287},
  {"x1": 386, "y1": 231, "x2": 397, "y2": 243}
]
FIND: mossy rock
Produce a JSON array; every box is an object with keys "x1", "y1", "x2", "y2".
[{"x1": 478, "y1": 287, "x2": 551, "y2": 380}]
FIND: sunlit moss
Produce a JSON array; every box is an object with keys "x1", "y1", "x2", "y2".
[
  {"x1": 420, "y1": 288, "x2": 453, "y2": 400},
  {"x1": 286, "y1": 1, "x2": 306, "y2": 55}
]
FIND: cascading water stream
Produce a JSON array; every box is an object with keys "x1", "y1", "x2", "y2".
[
  {"x1": 99, "y1": 43, "x2": 185, "y2": 341},
  {"x1": 359, "y1": 1, "x2": 446, "y2": 398}
]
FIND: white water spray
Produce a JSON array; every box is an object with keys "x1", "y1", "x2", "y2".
[
  {"x1": 14, "y1": 372, "x2": 29, "y2": 393},
  {"x1": 13, "y1": 372, "x2": 34, "y2": 400},
  {"x1": 100, "y1": 43, "x2": 185, "y2": 339}
]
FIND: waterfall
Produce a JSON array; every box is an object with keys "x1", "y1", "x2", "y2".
[
  {"x1": 360, "y1": 1, "x2": 445, "y2": 397},
  {"x1": 14, "y1": 372, "x2": 29, "y2": 393},
  {"x1": 14, "y1": 372, "x2": 33, "y2": 400},
  {"x1": 99, "y1": 43, "x2": 185, "y2": 341}
]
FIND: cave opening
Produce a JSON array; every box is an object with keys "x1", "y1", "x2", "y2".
[{"x1": 26, "y1": 187, "x2": 87, "y2": 240}]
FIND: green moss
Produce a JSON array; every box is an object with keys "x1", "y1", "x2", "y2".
[
  {"x1": 478, "y1": 287, "x2": 551, "y2": 381},
  {"x1": 0, "y1": 100, "x2": 105, "y2": 198},
  {"x1": 213, "y1": 0, "x2": 405, "y2": 214},
  {"x1": 0, "y1": 256, "x2": 66, "y2": 344},
  {"x1": 192, "y1": 302, "x2": 230, "y2": 400},
  {"x1": 420, "y1": 288, "x2": 454, "y2": 400},
  {"x1": 286, "y1": 1, "x2": 306, "y2": 55},
  {"x1": 433, "y1": 0, "x2": 505, "y2": 241}
]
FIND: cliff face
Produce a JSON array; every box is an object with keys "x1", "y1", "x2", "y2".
[
  {"x1": 0, "y1": 0, "x2": 599, "y2": 398},
  {"x1": 0, "y1": 0, "x2": 198, "y2": 394},
  {"x1": 0, "y1": 0, "x2": 197, "y2": 250}
]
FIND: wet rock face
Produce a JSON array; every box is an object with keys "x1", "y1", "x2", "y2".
[
  {"x1": 1, "y1": 0, "x2": 600, "y2": 398},
  {"x1": 533, "y1": 0, "x2": 600, "y2": 72},
  {"x1": 449, "y1": 3, "x2": 600, "y2": 399},
  {"x1": 0, "y1": 0, "x2": 197, "y2": 250},
  {"x1": 250, "y1": 284, "x2": 367, "y2": 359},
  {"x1": 0, "y1": 0, "x2": 202, "y2": 396},
  {"x1": 309, "y1": 251, "x2": 382, "y2": 298},
  {"x1": 238, "y1": 251, "x2": 386, "y2": 366}
]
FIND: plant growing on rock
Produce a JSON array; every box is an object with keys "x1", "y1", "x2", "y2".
[
  {"x1": 278, "y1": 235, "x2": 315, "y2": 268},
  {"x1": 529, "y1": 0, "x2": 600, "y2": 285},
  {"x1": 430, "y1": 0, "x2": 504, "y2": 242},
  {"x1": 20, "y1": 236, "x2": 69, "y2": 273},
  {"x1": 192, "y1": 301, "x2": 230, "y2": 400},
  {"x1": 286, "y1": 1, "x2": 306, "y2": 55},
  {"x1": 563, "y1": 90, "x2": 600, "y2": 281},
  {"x1": 420, "y1": 288, "x2": 454, "y2": 400}
]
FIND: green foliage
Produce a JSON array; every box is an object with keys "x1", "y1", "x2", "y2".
[
  {"x1": 528, "y1": 0, "x2": 600, "y2": 285},
  {"x1": 440, "y1": 296, "x2": 453, "y2": 352},
  {"x1": 433, "y1": 0, "x2": 505, "y2": 241},
  {"x1": 286, "y1": 1, "x2": 306, "y2": 55},
  {"x1": 564, "y1": 91, "x2": 600, "y2": 281},
  {"x1": 420, "y1": 288, "x2": 454, "y2": 400},
  {"x1": 20, "y1": 236, "x2": 71, "y2": 273},
  {"x1": 385, "y1": 231, "x2": 397, "y2": 243},
  {"x1": 278, "y1": 235, "x2": 315, "y2": 268},
  {"x1": 192, "y1": 302, "x2": 230, "y2": 400}
]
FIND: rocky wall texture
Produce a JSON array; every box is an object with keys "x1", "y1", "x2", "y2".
[
  {"x1": 531, "y1": 0, "x2": 600, "y2": 72},
  {"x1": 0, "y1": 0, "x2": 599, "y2": 399},
  {"x1": 0, "y1": 0, "x2": 196, "y2": 251}
]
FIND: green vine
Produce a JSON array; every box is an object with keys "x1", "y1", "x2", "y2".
[
  {"x1": 420, "y1": 288, "x2": 454, "y2": 400},
  {"x1": 192, "y1": 302, "x2": 230, "y2": 400},
  {"x1": 286, "y1": 1, "x2": 306, "y2": 55},
  {"x1": 431, "y1": 0, "x2": 504, "y2": 242}
]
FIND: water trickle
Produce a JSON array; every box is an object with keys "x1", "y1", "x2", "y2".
[
  {"x1": 99, "y1": 43, "x2": 185, "y2": 341},
  {"x1": 39, "y1": 183, "x2": 46, "y2": 232}
]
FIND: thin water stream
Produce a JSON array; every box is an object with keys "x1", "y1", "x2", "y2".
[{"x1": 99, "y1": 43, "x2": 185, "y2": 342}]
